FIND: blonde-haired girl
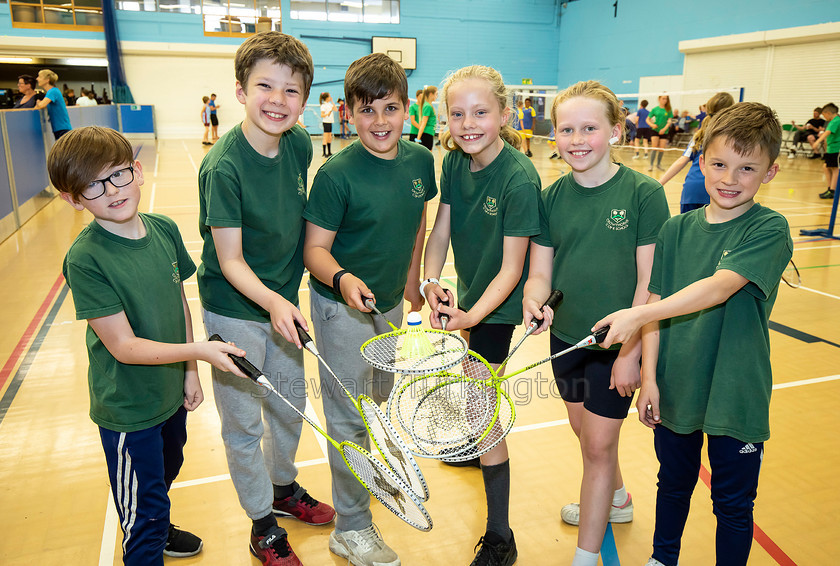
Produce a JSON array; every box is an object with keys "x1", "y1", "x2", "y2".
[
  {"x1": 524, "y1": 80, "x2": 669, "y2": 566},
  {"x1": 423, "y1": 65, "x2": 542, "y2": 566}
]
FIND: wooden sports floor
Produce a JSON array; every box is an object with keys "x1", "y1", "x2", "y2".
[{"x1": 1, "y1": 135, "x2": 837, "y2": 565}]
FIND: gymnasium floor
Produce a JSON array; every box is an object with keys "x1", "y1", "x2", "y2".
[{"x1": 0, "y1": 135, "x2": 837, "y2": 565}]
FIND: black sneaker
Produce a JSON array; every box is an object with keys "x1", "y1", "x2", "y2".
[
  {"x1": 809, "y1": 153, "x2": 822, "y2": 159},
  {"x1": 525, "y1": 150, "x2": 533, "y2": 157},
  {"x1": 438, "y1": 442, "x2": 481, "y2": 468},
  {"x1": 820, "y1": 189, "x2": 835, "y2": 199},
  {"x1": 470, "y1": 531, "x2": 517, "y2": 566},
  {"x1": 163, "y1": 524, "x2": 203, "y2": 557}
]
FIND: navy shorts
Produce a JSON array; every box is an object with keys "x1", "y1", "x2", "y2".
[
  {"x1": 824, "y1": 152, "x2": 839, "y2": 168},
  {"x1": 550, "y1": 333, "x2": 634, "y2": 419},
  {"x1": 210, "y1": 114, "x2": 219, "y2": 126},
  {"x1": 323, "y1": 123, "x2": 333, "y2": 133},
  {"x1": 636, "y1": 128, "x2": 652, "y2": 141}
]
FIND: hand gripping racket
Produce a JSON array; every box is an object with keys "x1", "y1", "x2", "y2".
[
  {"x1": 208, "y1": 334, "x2": 433, "y2": 531},
  {"x1": 387, "y1": 290, "x2": 562, "y2": 459},
  {"x1": 292, "y1": 323, "x2": 429, "y2": 502},
  {"x1": 359, "y1": 298, "x2": 467, "y2": 374},
  {"x1": 410, "y1": 326, "x2": 611, "y2": 461}
]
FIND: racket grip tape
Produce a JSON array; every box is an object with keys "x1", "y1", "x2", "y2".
[
  {"x1": 209, "y1": 334, "x2": 263, "y2": 381},
  {"x1": 545, "y1": 289, "x2": 564, "y2": 310},
  {"x1": 293, "y1": 321, "x2": 319, "y2": 356},
  {"x1": 592, "y1": 325, "x2": 610, "y2": 343},
  {"x1": 439, "y1": 290, "x2": 451, "y2": 328}
]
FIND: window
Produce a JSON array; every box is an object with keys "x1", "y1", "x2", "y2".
[
  {"x1": 9, "y1": 0, "x2": 105, "y2": 29},
  {"x1": 115, "y1": 0, "x2": 201, "y2": 14},
  {"x1": 290, "y1": 0, "x2": 399, "y2": 24},
  {"x1": 202, "y1": 0, "x2": 281, "y2": 36}
]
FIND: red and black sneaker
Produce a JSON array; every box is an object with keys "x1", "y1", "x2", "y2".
[
  {"x1": 249, "y1": 525, "x2": 302, "y2": 566},
  {"x1": 273, "y1": 486, "x2": 335, "y2": 526}
]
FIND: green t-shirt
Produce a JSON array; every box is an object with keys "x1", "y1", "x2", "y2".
[
  {"x1": 421, "y1": 103, "x2": 436, "y2": 136},
  {"x1": 408, "y1": 102, "x2": 419, "y2": 136},
  {"x1": 649, "y1": 204, "x2": 793, "y2": 443},
  {"x1": 304, "y1": 139, "x2": 438, "y2": 311},
  {"x1": 825, "y1": 115, "x2": 840, "y2": 153},
  {"x1": 441, "y1": 142, "x2": 542, "y2": 325},
  {"x1": 62, "y1": 213, "x2": 196, "y2": 432},
  {"x1": 649, "y1": 106, "x2": 672, "y2": 133},
  {"x1": 197, "y1": 123, "x2": 312, "y2": 323},
  {"x1": 533, "y1": 165, "x2": 670, "y2": 346}
]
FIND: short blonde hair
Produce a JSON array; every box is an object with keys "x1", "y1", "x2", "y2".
[
  {"x1": 39, "y1": 69, "x2": 58, "y2": 85},
  {"x1": 551, "y1": 80, "x2": 624, "y2": 156},
  {"x1": 48, "y1": 127, "x2": 134, "y2": 199},
  {"x1": 439, "y1": 65, "x2": 520, "y2": 151}
]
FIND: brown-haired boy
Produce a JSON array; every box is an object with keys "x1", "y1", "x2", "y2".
[
  {"x1": 303, "y1": 52, "x2": 437, "y2": 566},
  {"x1": 51, "y1": 126, "x2": 247, "y2": 565},
  {"x1": 197, "y1": 31, "x2": 334, "y2": 566},
  {"x1": 594, "y1": 102, "x2": 793, "y2": 565}
]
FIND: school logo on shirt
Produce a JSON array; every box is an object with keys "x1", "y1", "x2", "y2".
[
  {"x1": 717, "y1": 249, "x2": 731, "y2": 268},
  {"x1": 411, "y1": 178, "x2": 425, "y2": 198},
  {"x1": 297, "y1": 173, "x2": 305, "y2": 196},
  {"x1": 171, "y1": 262, "x2": 181, "y2": 284},
  {"x1": 606, "y1": 209, "x2": 629, "y2": 230},
  {"x1": 483, "y1": 196, "x2": 498, "y2": 216}
]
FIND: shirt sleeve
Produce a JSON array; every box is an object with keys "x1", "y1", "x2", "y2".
[
  {"x1": 63, "y1": 255, "x2": 124, "y2": 320},
  {"x1": 502, "y1": 183, "x2": 541, "y2": 237},
  {"x1": 716, "y1": 219, "x2": 793, "y2": 300},
  {"x1": 201, "y1": 169, "x2": 243, "y2": 228},
  {"x1": 637, "y1": 184, "x2": 670, "y2": 246},
  {"x1": 303, "y1": 170, "x2": 346, "y2": 231}
]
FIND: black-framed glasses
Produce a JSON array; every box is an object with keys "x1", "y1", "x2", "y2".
[{"x1": 81, "y1": 166, "x2": 134, "y2": 200}]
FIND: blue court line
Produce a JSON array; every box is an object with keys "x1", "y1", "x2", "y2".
[
  {"x1": 769, "y1": 320, "x2": 840, "y2": 349},
  {"x1": 601, "y1": 523, "x2": 621, "y2": 566},
  {"x1": 0, "y1": 283, "x2": 70, "y2": 424}
]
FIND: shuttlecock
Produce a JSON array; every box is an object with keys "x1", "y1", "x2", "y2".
[{"x1": 399, "y1": 311, "x2": 436, "y2": 361}]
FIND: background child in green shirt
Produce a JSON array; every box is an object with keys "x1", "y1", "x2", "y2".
[
  {"x1": 197, "y1": 32, "x2": 335, "y2": 566},
  {"x1": 812, "y1": 102, "x2": 839, "y2": 199},
  {"x1": 51, "y1": 126, "x2": 245, "y2": 565},
  {"x1": 594, "y1": 102, "x2": 793, "y2": 566},
  {"x1": 303, "y1": 52, "x2": 436, "y2": 566}
]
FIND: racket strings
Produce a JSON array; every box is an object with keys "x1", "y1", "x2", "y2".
[
  {"x1": 340, "y1": 443, "x2": 433, "y2": 531},
  {"x1": 361, "y1": 330, "x2": 468, "y2": 374},
  {"x1": 358, "y1": 396, "x2": 429, "y2": 501}
]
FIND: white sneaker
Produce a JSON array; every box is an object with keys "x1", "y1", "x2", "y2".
[
  {"x1": 633, "y1": 154, "x2": 640, "y2": 159},
  {"x1": 787, "y1": 151, "x2": 796, "y2": 159},
  {"x1": 560, "y1": 494, "x2": 634, "y2": 526},
  {"x1": 329, "y1": 525, "x2": 400, "y2": 566},
  {"x1": 645, "y1": 559, "x2": 671, "y2": 566}
]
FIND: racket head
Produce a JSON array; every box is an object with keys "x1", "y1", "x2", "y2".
[
  {"x1": 782, "y1": 259, "x2": 801, "y2": 288},
  {"x1": 411, "y1": 376, "x2": 515, "y2": 460},
  {"x1": 358, "y1": 395, "x2": 430, "y2": 502},
  {"x1": 360, "y1": 329, "x2": 468, "y2": 374},
  {"x1": 339, "y1": 441, "x2": 433, "y2": 531}
]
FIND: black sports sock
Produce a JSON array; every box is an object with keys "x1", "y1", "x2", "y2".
[
  {"x1": 327, "y1": 142, "x2": 332, "y2": 155},
  {"x1": 252, "y1": 513, "x2": 277, "y2": 536},
  {"x1": 273, "y1": 480, "x2": 300, "y2": 501},
  {"x1": 322, "y1": 144, "x2": 326, "y2": 155},
  {"x1": 482, "y1": 460, "x2": 512, "y2": 542}
]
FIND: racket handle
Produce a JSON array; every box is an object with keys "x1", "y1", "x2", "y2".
[
  {"x1": 439, "y1": 290, "x2": 450, "y2": 331},
  {"x1": 592, "y1": 325, "x2": 610, "y2": 343},
  {"x1": 209, "y1": 334, "x2": 264, "y2": 383},
  {"x1": 293, "y1": 321, "x2": 319, "y2": 356},
  {"x1": 364, "y1": 297, "x2": 382, "y2": 316},
  {"x1": 526, "y1": 289, "x2": 564, "y2": 333}
]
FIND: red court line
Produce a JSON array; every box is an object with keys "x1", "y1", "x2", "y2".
[
  {"x1": 699, "y1": 465, "x2": 797, "y2": 566},
  {"x1": 0, "y1": 273, "x2": 65, "y2": 391}
]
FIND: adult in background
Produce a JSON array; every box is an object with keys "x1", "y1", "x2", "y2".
[
  {"x1": 647, "y1": 94, "x2": 673, "y2": 172},
  {"x1": 14, "y1": 75, "x2": 42, "y2": 109},
  {"x1": 34, "y1": 69, "x2": 72, "y2": 140},
  {"x1": 789, "y1": 107, "x2": 825, "y2": 159},
  {"x1": 75, "y1": 89, "x2": 98, "y2": 107}
]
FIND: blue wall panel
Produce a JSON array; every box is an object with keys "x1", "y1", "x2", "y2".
[
  {"x1": 120, "y1": 105, "x2": 155, "y2": 134},
  {"x1": 555, "y1": 0, "x2": 840, "y2": 95},
  {"x1": 68, "y1": 105, "x2": 120, "y2": 130},
  {"x1": 0, "y1": 127, "x2": 14, "y2": 220},
  {"x1": 4, "y1": 110, "x2": 49, "y2": 205}
]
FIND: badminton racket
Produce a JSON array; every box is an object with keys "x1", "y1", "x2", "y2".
[
  {"x1": 782, "y1": 259, "x2": 801, "y2": 288},
  {"x1": 388, "y1": 289, "x2": 561, "y2": 459},
  {"x1": 360, "y1": 298, "x2": 467, "y2": 375},
  {"x1": 409, "y1": 326, "x2": 611, "y2": 461},
  {"x1": 293, "y1": 323, "x2": 429, "y2": 502},
  {"x1": 208, "y1": 334, "x2": 433, "y2": 531}
]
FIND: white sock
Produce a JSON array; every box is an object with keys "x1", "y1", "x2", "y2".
[
  {"x1": 572, "y1": 547, "x2": 599, "y2": 566},
  {"x1": 613, "y1": 485, "x2": 628, "y2": 507}
]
